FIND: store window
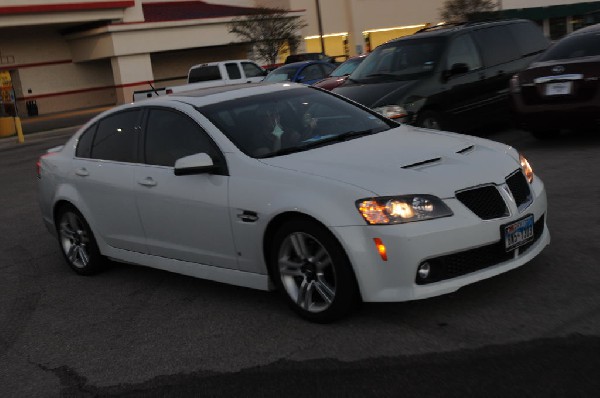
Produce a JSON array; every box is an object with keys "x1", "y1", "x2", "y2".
[{"x1": 549, "y1": 16, "x2": 567, "y2": 40}]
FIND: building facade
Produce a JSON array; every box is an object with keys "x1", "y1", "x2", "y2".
[{"x1": 1, "y1": 0, "x2": 599, "y2": 118}]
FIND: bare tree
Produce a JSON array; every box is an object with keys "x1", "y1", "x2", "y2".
[
  {"x1": 440, "y1": 0, "x2": 499, "y2": 22},
  {"x1": 228, "y1": 7, "x2": 307, "y2": 65}
]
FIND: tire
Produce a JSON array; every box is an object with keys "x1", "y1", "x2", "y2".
[
  {"x1": 270, "y1": 218, "x2": 360, "y2": 323},
  {"x1": 56, "y1": 206, "x2": 106, "y2": 275},
  {"x1": 417, "y1": 110, "x2": 444, "y2": 130}
]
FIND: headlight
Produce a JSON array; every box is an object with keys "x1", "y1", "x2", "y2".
[
  {"x1": 520, "y1": 154, "x2": 534, "y2": 184},
  {"x1": 356, "y1": 195, "x2": 453, "y2": 225},
  {"x1": 372, "y1": 105, "x2": 407, "y2": 119}
]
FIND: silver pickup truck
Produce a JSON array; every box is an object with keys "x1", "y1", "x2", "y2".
[{"x1": 133, "y1": 59, "x2": 267, "y2": 102}]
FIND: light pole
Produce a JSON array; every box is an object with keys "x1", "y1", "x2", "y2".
[{"x1": 315, "y1": 0, "x2": 325, "y2": 54}]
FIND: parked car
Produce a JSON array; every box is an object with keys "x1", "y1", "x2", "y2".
[
  {"x1": 510, "y1": 23, "x2": 600, "y2": 139},
  {"x1": 38, "y1": 83, "x2": 549, "y2": 322},
  {"x1": 165, "y1": 60, "x2": 267, "y2": 95},
  {"x1": 264, "y1": 61, "x2": 336, "y2": 85},
  {"x1": 333, "y1": 19, "x2": 549, "y2": 132},
  {"x1": 285, "y1": 52, "x2": 335, "y2": 64},
  {"x1": 313, "y1": 55, "x2": 367, "y2": 91},
  {"x1": 133, "y1": 60, "x2": 267, "y2": 101}
]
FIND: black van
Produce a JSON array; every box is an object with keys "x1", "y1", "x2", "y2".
[{"x1": 332, "y1": 20, "x2": 549, "y2": 132}]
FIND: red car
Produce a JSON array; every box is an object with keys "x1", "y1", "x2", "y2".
[
  {"x1": 510, "y1": 23, "x2": 600, "y2": 139},
  {"x1": 312, "y1": 55, "x2": 367, "y2": 91}
]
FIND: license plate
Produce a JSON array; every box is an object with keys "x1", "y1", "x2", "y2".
[
  {"x1": 545, "y1": 81, "x2": 572, "y2": 96},
  {"x1": 503, "y1": 214, "x2": 534, "y2": 252}
]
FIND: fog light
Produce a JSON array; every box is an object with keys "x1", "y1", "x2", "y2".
[{"x1": 417, "y1": 262, "x2": 431, "y2": 279}]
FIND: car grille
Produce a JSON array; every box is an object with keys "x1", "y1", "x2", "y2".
[
  {"x1": 506, "y1": 170, "x2": 532, "y2": 210},
  {"x1": 456, "y1": 170, "x2": 532, "y2": 220},
  {"x1": 456, "y1": 185, "x2": 508, "y2": 220},
  {"x1": 416, "y1": 215, "x2": 545, "y2": 285}
]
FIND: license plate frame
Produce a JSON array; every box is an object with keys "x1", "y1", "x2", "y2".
[
  {"x1": 502, "y1": 214, "x2": 534, "y2": 252},
  {"x1": 545, "y1": 81, "x2": 572, "y2": 96}
]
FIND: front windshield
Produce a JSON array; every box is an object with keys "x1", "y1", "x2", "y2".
[
  {"x1": 264, "y1": 67, "x2": 299, "y2": 82},
  {"x1": 330, "y1": 57, "x2": 364, "y2": 77},
  {"x1": 198, "y1": 87, "x2": 395, "y2": 158},
  {"x1": 351, "y1": 37, "x2": 445, "y2": 81}
]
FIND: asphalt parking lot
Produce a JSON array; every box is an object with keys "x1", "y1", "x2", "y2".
[{"x1": 0, "y1": 122, "x2": 599, "y2": 397}]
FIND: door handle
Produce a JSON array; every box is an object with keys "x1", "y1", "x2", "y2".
[
  {"x1": 75, "y1": 168, "x2": 89, "y2": 177},
  {"x1": 138, "y1": 177, "x2": 157, "y2": 187}
]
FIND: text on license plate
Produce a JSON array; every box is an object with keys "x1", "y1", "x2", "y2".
[
  {"x1": 545, "y1": 81, "x2": 572, "y2": 96},
  {"x1": 504, "y1": 215, "x2": 534, "y2": 251}
]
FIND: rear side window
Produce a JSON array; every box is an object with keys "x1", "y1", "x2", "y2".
[
  {"x1": 538, "y1": 32, "x2": 600, "y2": 61},
  {"x1": 75, "y1": 123, "x2": 96, "y2": 158},
  {"x1": 144, "y1": 108, "x2": 220, "y2": 167},
  {"x1": 188, "y1": 66, "x2": 221, "y2": 83},
  {"x1": 90, "y1": 110, "x2": 140, "y2": 163},
  {"x1": 508, "y1": 22, "x2": 549, "y2": 56},
  {"x1": 473, "y1": 26, "x2": 521, "y2": 66},
  {"x1": 225, "y1": 63, "x2": 242, "y2": 79}
]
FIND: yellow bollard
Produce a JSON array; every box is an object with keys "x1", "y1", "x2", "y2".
[{"x1": 14, "y1": 116, "x2": 24, "y2": 143}]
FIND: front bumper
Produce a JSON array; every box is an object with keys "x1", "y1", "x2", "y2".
[{"x1": 332, "y1": 177, "x2": 549, "y2": 302}]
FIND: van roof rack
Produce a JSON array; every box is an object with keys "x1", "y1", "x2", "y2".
[{"x1": 414, "y1": 19, "x2": 512, "y2": 34}]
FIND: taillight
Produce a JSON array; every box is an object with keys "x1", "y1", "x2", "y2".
[{"x1": 36, "y1": 152, "x2": 57, "y2": 179}]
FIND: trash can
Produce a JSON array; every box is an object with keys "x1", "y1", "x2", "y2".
[
  {"x1": 0, "y1": 116, "x2": 16, "y2": 137},
  {"x1": 26, "y1": 100, "x2": 38, "y2": 116}
]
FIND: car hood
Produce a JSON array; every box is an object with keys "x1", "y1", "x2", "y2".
[
  {"x1": 313, "y1": 76, "x2": 349, "y2": 91},
  {"x1": 259, "y1": 125, "x2": 518, "y2": 198},
  {"x1": 332, "y1": 79, "x2": 419, "y2": 108}
]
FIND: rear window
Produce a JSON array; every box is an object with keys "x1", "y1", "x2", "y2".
[
  {"x1": 538, "y1": 32, "x2": 600, "y2": 61},
  {"x1": 188, "y1": 65, "x2": 221, "y2": 83}
]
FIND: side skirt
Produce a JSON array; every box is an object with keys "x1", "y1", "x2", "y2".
[{"x1": 104, "y1": 246, "x2": 272, "y2": 291}]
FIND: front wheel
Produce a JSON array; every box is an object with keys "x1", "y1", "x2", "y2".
[
  {"x1": 270, "y1": 219, "x2": 360, "y2": 323},
  {"x1": 56, "y1": 206, "x2": 106, "y2": 275}
]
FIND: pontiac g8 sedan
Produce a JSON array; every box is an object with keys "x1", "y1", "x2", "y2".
[{"x1": 38, "y1": 83, "x2": 549, "y2": 322}]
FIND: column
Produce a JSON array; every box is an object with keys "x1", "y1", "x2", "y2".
[{"x1": 111, "y1": 53, "x2": 154, "y2": 104}]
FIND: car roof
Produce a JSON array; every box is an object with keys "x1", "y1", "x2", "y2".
[
  {"x1": 568, "y1": 22, "x2": 600, "y2": 36},
  {"x1": 276, "y1": 61, "x2": 332, "y2": 68},
  {"x1": 392, "y1": 18, "x2": 533, "y2": 40},
  {"x1": 137, "y1": 83, "x2": 307, "y2": 108}
]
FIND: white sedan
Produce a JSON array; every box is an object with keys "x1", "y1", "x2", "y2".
[{"x1": 38, "y1": 83, "x2": 550, "y2": 322}]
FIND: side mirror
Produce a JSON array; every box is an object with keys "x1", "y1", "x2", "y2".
[
  {"x1": 174, "y1": 153, "x2": 216, "y2": 176},
  {"x1": 443, "y1": 63, "x2": 469, "y2": 80},
  {"x1": 296, "y1": 75, "x2": 305, "y2": 83}
]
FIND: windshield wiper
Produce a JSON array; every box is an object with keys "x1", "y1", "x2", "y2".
[
  {"x1": 260, "y1": 129, "x2": 386, "y2": 158},
  {"x1": 364, "y1": 73, "x2": 403, "y2": 80}
]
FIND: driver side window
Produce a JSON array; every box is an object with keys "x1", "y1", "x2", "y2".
[
  {"x1": 446, "y1": 34, "x2": 482, "y2": 71},
  {"x1": 144, "y1": 108, "x2": 220, "y2": 167}
]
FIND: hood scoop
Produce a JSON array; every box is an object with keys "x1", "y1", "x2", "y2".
[
  {"x1": 456, "y1": 145, "x2": 475, "y2": 154},
  {"x1": 401, "y1": 145, "x2": 475, "y2": 170},
  {"x1": 401, "y1": 157, "x2": 442, "y2": 169}
]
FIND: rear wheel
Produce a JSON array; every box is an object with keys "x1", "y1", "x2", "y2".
[
  {"x1": 56, "y1": 206, "x2": 106, "y2": 275},
  {"x1": 417, "y1": 110, "x2": 444, "y2": 130},
  {"x1": 270, "y1": 218, "x2": 360, "y2": 323}
]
